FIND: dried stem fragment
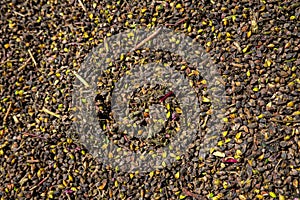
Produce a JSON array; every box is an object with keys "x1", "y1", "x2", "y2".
[
  {"x1": 72, "y1": 70, "x2": 90, "y2": 87},
  {"x1": 28, "y1": 50, "x2": 37, "y2": 66},
  {"x1": 78, "y1": 0, "x2": 87, "y2": 12},
  {"x1": 29, "y1": 175, "x2": 50, "y2": 190},
  {"x1": 42, "y1": 107, "x2": 61, "y2": 118},
  {"x1": 13, "y1": 11, "x2": 26, "y2": 17},
  {"x1": 166, "y1": 17, "x2": 189, "y2": 27},
  {"x1": 18, "y1": 58, "x2": 31, "y2": 71},
  {"x1": 130, "y1": 27, "x2": 162, "y2": 52},
  {"x1": 3, "y1": 102, "x2": 12, "y2": 124},
  {"x1": 182, "y1": 188, "x2": 201, "y2": 199}
]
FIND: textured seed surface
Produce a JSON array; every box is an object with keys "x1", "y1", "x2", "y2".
[{"x1": 0, "y1": 0, "x2": 299, "y2": 199}]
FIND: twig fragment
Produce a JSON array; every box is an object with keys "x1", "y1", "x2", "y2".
[
  {"x1": 78, "y1": 0, "x2": 87, "y2": 12},
  {"x1": 231, "y1": 63, "x2": 244, "y2": 68},
  {"x1": 30, "y1": 175, "x2": 50, "y2": 191},
  {"x1": 26, "y1": 159, "x2": 40, "y2": 163},
  {"x1": 265, "y1": 135, "x2": 285, "y2": 145},
  {"x1": 13, "y1": 11, "x2": 26, "y2": 17},
  {"x1": 28, "y1": 50, "x2": 37, "y2": 66},
  {"x1": 3, "y1": 102, "x2": 12, "y2": 124},
  {"x1": 130, "y1": 27, "x2": 162, "y2": 52},
  {"x1": 72, "y1": 70, "x2": 90, "y2": 87},
  {"x1": 23, "y1": 132, "x2": 46, "y2": 140},
  {"x1": 18, "y1": 58, "x2": 31, "y2": 71},
  {"x1": 165, "y1": 17, "x2": 188, "y2": 27},
  {"x1": 182, "y1": 188, "x2": 201, "y2": 199},
  {"x1": 91, "y1": 166, "x2": 99, "y2": 177},
  {"x1": 275, "y1": 159, "x2": 282, "y2": 172},
  {"x1": 42, "y1": 107, "x2": 61, "y2": 118}
]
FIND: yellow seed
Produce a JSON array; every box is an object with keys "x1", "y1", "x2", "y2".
[
  {"x1": 284, "y1": 135, "x2": 290, "y2": 141},
  {"x1": 217, "y1": 141, "x2": 223, "y2": 146},
  {"x1": 211, "y1": 26, "x2": 215, "y2": 32},
  {"x1": 247, "y1": 31, "x2": 252, "y2": 38},
  {"x1": 287, "y1": 101, "x2": 294, "y2": 107},
  {"x1": 206, "y1": 41, "x2": 212, "y2": 47},
  {"x1": 48, "y1": 191, "x2": 54, "y2": 199},
  {"x1": 222, "y1": 131, "x2": 228, "y2": 137},
  {"x1": 175, "y1": 171, "x2": 180, "y2": 179},
  {"x1": 175, "y1": 108, "x2": 182, "y2": 114},
  {"x1": 166, "y1": 111, "x2": 171, "y2": 119},
  {"x1": 264, "y1": 59, "x2": 272, "y2": 67},
  {"x1": 267, "y1": 44, "x2": 275, "y2": 48},
  {"x1": 285, "y1": 42, "x2": 291, "y2": 49},
  {"x1": 242, "y1": 45, "x2": 249, "y2": 53},
  {"x1": 235, "y1": 132, "x2": 242, "y2": 140},
  {"x1": 239, "y1": 195, "x2": 247, "y2": 200},
  {"x1": 181, "y1": 65, "x2": 187, "y2": 70},
  {"x1": 62, "y1": 180, "x2": 68, "y2": 187},
  {"x1": 257, "y1": 114, "x2": 264, "y2": 119},
  {"x1": 37, "y1": 168, "x2": 44, "y2": 178},
  {"x1": 202, "y1": 96, "x2": 210, "y2": 103},
  {"x1": 114, "y1": 180, "x2": 118, "y2": 187},
  {"x1": 258, "y1": 154, "x2": 264, "y2": 160},
  {"x1": 166, "y1": 103, "x2": 170, "y2": 110},
  {"x1": 266, "y1": 102, "x2": 272, "y2": 108},
  {"x1": 68, "y1": 153, "x2": 74, "y2": 160},
  {"x1": 83, "y1": 32, "x2": 89, "y2": 38},
  {"x1": 9, "y1": 23, "x2": 15, "y2": 29},
  {"x1": 235, "y1": 149, "x2": 242, "y2": 157},
  {"x1": 68, "y1": 175, "x2": 73, "y2": 182},
  {"x1": 292, "y1": 111, "x2": 300, "y2": 115},
  {"x1": 67, "y1": 138, "x2": 72, "y2": 144},
  {"x1": 162, "y1": 151, "x2": 167, "y2": 158},
  {"x1": 279, "y1": 194, "x2": 285, "y2": 200},
  {"x1": 232, "y1": 15, "x2": 236, "y2": 22},
  {"x1": 108, "y1": 152, "x2": 113, "y2": 158},
  {"x1": 269, "y1": 192, "x2": 277, "y2": 198},
  {"x1": 149, "y1": 171, "x2": 154, "y2": 178},
  {"x1": 223, "y1": 181, "x2": 228, "y2": 189},
  {"x1": 214, "y1": 179, "x2": 220, "y2": 186},
  {"x1": 176, "y1": 4, "x2": 182, "y2": 9}
]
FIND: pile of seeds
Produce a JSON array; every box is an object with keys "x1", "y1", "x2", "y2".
[{"x1": 0, "y1": 0, "x2": 299, "y2": 199}]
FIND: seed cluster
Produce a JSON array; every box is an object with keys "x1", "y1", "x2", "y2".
[{"x1": 0, "y1": 0, "x2": 299, "y2": 199}]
